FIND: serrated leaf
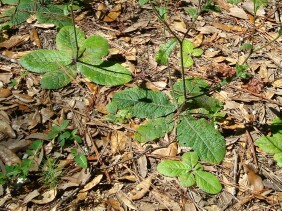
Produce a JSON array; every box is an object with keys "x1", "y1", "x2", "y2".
[
  {"x1": 78, "y1": 61, "x2": 132, "y2": 86},
  {"x1": 194, "y1": 170, "x2": 222, "y2": 194},
  {"x1": 177, "y1": 116, "x2": 226, "y2": 163},
  {"x1": 74, "y1": 153, "x2": 88, "y2": 169},
  {"x1": 182, "y1": 152, "x2": 199, "y2": 168},
  {"x1": 37, "y1": 5, "x2": 72, "y2": 28},
  {"x1": 135, "y1": 115, "x2": 174, "y2": 143},
  {"x1": 80, "y1": 35, "x2": 109, "y2": 65},
  {"x1": 107, "y1": 86, "x2": 176, "y2": 118},
  {"x1": 179, "y1": 172, "x2": 195, "y2": 187},
  {"x1": 155, "y1": 38, "x2": 178, "y2": 65},
  {"x1": 40, "y1": 68, "x2": 75, "y2": 89},
  {"x1": 157, "y1": 160, "x2": 189, "y2": 177},
  {"x1": 56, "y1": 26, "x2": 85, "y2": 57},
  {"x1": 172, "y1": 78, "x2": 209, "y2": 99},
  {"x1": 20, "y1": 50, "x2": 72, "y2": 73}
]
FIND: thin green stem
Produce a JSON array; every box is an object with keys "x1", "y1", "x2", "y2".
[{"x1": 69, "y1": 0, "x2": 79, "y2": 60}]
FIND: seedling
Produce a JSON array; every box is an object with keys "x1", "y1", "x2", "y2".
[
  {"x1": 157, "y1": 152, "x2": 222, "y2": 194},
  {"x1": 20, "y1": 26, "x2": 132, "y2": 89}
]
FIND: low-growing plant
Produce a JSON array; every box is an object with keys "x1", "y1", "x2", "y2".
[
  {"x1": 19, "y1": 25, "x2": 132, "y2": 89},
  {"x1": 157, "y1": 152, "x2": 222, "y2": 194},
  {"x1": 255, "y1": 118, "x2": 282, "y2": 167},
  {"x1": 0, "y1": 0, "x2": 76, "y2": 29},
  {"x1": 40, "y1": 156, "x2": 62, "y2": 189}
]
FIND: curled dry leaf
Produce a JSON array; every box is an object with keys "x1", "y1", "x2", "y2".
[
  {"x1": 80, "y1": 174, "x2": 103, "y2": 193},
  {"x1": 128, "y1": 176, "x2": 152, "y2": 200},
  {"x1": 0, "y1": 34, "x2": 29, "y2": 49},
  {"x1": 23, "y1": 190, "x2": 40, "y2": 204},
  {"x1": 32, "y1": 188, "x2": 57, "y2": 204},
  {"x1": 0, "y1": 144, "x2": 21, "y2": 165},
  {"x1": 0, "y1": 119, "x2": 16, "y2": 139},
  {"x1": 13, "y1": 93, "x2": 34, "y2": 103},
  {"x1": 110, "y1": 130, "x2": 128, "y2": 154}
]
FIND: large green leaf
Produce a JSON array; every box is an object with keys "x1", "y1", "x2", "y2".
[
  {"x1": 56, "y1": 26, "x2": 85, "y2": 57},
  {"x1": 173, "y1": 78, "x2": 209, "y2": 98},
  {"x1": 78, "y1": 61, "x2": 132, "y2": 86},
  {"x1": 157, "y1": 160, "x2": 189, "y2": 177},
  {"x1": 19, "y1": 50, "x2": 72, "y2": 73},
  {"x1": 177, "y1": 116, "x2": 225, "y2": 163},
  {"x1": 182, "y1": 152, "x2": 199, "y2": 168},
  {"x1": 37, "y1": 5, "x2": 72, "y2": 28},
  {"x1": 135, "y1": 115, "x2": 174, "y2": 143},
  {"x1": 40, "y1": 68, "x2": 76, "y2": 89},
  {"x1": 155, "y1": 38, "x2": 178, "y2": 65},
  {"x1": 179, "y1": 173, "x2": 195, "y2": 187},
  {"x1": 10, "y1": 0, "x2": 34, "y2": 25},
  {"x1": 80, "y1": 35, "x2": 110, "y2": 65},
  {"x1": 107, "y1": 87, "x2": 176, "y2": 118},
  {"x1": 194, "y1": 170, "x2": 222, "y2": 194}
]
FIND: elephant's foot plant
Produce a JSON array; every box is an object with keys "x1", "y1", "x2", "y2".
[{"x1": 19, "y1": 26, "x2": 132, "y2": 89}]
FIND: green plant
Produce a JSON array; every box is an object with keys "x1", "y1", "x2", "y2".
[
  {"x1": 19, "y1": 26, "x2": 132, "y2": 89},
  {"x1": 157, "y1": 152, "x2": 222, "y2": 194},
  {"x1": 71, "y1": 148, "x2": 88, "y2": 169},
  {"x1": 40, "y1": 157, "x2": 62, "y2": 189},
  {"x1": 255, "y1": 118, "x2": 282, "y2": 167},
  {"x1": 0, "y1": 0, "x2": 76, "y2": 29}
]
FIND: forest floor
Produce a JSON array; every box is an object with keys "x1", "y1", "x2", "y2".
[{"x1": 0, "y1": 0, "x2": 282, "y2": 210}]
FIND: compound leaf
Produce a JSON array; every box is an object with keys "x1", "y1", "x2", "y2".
[
  {"x1": 177, "y1": 116, "x2": 225, "y2": 163},
  {"x1": 194, "y1": 170, "x2": 222, "y2": 194},
  {"x1": 155, "y1": 38, "x2": 178, "y2": 65},
  {"x1": 78, "y1": 61, "x2": 132, "y2": 86},
  {"x1": 157, "y1": 160, "x2": 189, "y2": 177},
  {"x1": 19, "y1": 50, "x2": 72, "y2": 73},
  {"x1": 135, "y1": 115, "x2": 174, "y2": 143},
  {"x1": 107, "y1": 86, "x2": 176, "y2": 118}
]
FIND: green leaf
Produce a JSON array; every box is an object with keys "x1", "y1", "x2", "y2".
[
  {"x1": 139, "y1": 0, "x2": 150, "y2": 6},
  {"x1": 194, "y1": 170, "x2": 222, "y2": 194},
  {"x1": 135, "y1": 115, "x2": 174, "y2": 143},
  {"x1": 107, "y1": 86, "x2": 176, "y2": 118},
  {"x1": 157, "y1": 160, "x2": 189, "y2": 177},
  {"x1": 80, "y1": 35, "x2": 110, "y2": 65},
  {"x1": 72, "y1": 149, "x2": 88, "y2": 169},
  {"x1": 40, "y1": 68, "x2": 76, "y2": 89},
  {"x1": 236, "y1": 64, "x2": 250, "y2": 79},
  {"x1": 155, "y1": 38, "x2": 178, "y2": 65},
  {"x1": 279, "y1": 27, "x2": 282, "y2": 37},
  {"x1": 252, "y1": 0, "x2": 267, "y2": 13},
  {"x1": 2, "y1": 0, "x2": 20, "y2": 4},
  {"x1": 274, "y1": 153, "x2": 282, "y2": 167},
  {"x1": 78, "y1": 61, "x2": 132, "y2": 86},
  {"x1": 240, "y1": 43, "x2": 253, "y2": 51},
  {"x1": 59, "y1": 120, "x2": 69, "y2": 131},
  {"x1": 182, "y1": 152, "x2": 199, "y2": 168},
  {"x1": 203, "y1": 0, "x2": 221, "y2": 12},
  {"x1": 177, "y1": 116, "x2": 226, "y2": 163},
  {"x1": 56, "y1": 26, "x2": 86, "y2": 57},
  {"x1": 157, "y1": 6, "x2": 168, "y2": 20},
  {"x1": 190, "y1": 95, "x2": 223, "y2": 113},
  {"x1": 179, "y1": 172, "x2": 195, "y2": 187},
  {"x1": 270, "y1": 118, "x2": 282, "y2": 134},
  {"x1": 19, "y1": 50, "x2": 72, "y2": 73},
  {"x1": 183, "y1": 55, "x2": 194, "y2": 68},
  {"x1": 37, "y1": 5, "x2": 72, "y2": 28},
  {"x1": 47, "y1": 125, "x2": 61, "y2": 139},
  {"x1": 185, "y1": 8, "x2": 198, "y2": 20},
  {"x1": 182, "y1": 40, "x2": 194, "y2": 54},
  {"x1": 192, "y1": 48, "x2": 203, "y2": 56},
  {"x1": 10, "y1": 0, "x2": 34, "y2": 25},
  {"x1": 255, "y1": 134, "x2": 282, "y2": 154},
  {"x1": 26, "y1": 140, "x2": 43, "y2": 156},
  {"x1": 227, "y1": 0, "x2": 241, "y2": 4},
  {"x1": 172, "y1": 78, "x2": 209, "y2": 99}
]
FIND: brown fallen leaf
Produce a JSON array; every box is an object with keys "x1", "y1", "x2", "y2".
[
  {"x1": 0, "y1": 88, "x2": 12, "y2": 98},
  {"x1": 117, "y1": 191, "x2": 137, "y2": 210},
  {"x1": 0, "y1": 144, "x2": 21, "y2": 165},
  {"x1": 151, "y1": 190, "x2": 181, "y2": 211},
  {"x1": 0, "y1": 34, "x2": 29, "y2": 49},
  {"x1": 103, "y1": 4, "x2": 122, "y2": 22},
  {"x1": 13, "y1": 93, "x2": 34, "y2": 103},
  {"x1": 32, "y1": 188, "x2": 57, "y2": 204},
  {"x1": 128, "y1": 176, "x2": 152, "y2": 200},
  {"x1": 31, "y1": 28, "x2": 41, "y2": 48},
  {"x1": 110, "y1": 130, "x2": 128, "y2": 154},
  {"x1": 79, "y1": 174, "x2": 103, "y2": 192},
  {"x1": 105, "y1": 198, "x2": 124, "y2": 210},
  {"x1": 0, "y1": 118, "x2": 16, "y2": 139}
]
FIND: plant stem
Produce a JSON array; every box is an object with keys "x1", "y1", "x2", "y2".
[{"x1": 69, "y1": 0, "x2": 79, "y2": 61}]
